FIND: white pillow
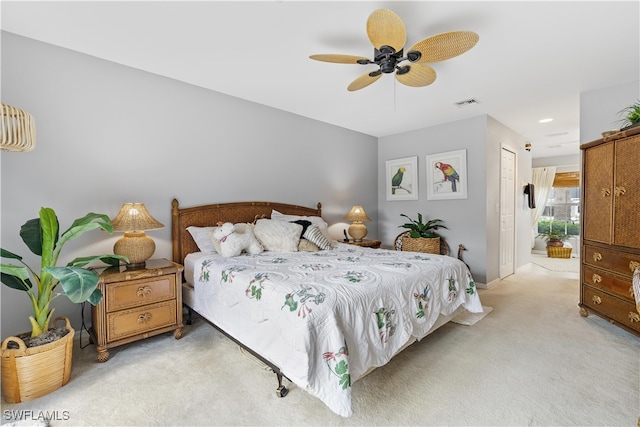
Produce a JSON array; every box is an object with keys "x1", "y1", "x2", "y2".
[
  {"x1": 186, "y1": 226, "x2": 220, "y2": 253},
  {"x1": 253, "y1": 219, "x2": 302, "y2": 252},
  {"x1": 270, "y1": 210, "x2": 334, "y2": 245}
]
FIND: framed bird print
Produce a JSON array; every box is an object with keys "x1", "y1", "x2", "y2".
[
  {"x1": 426, "y1": 149, "x2": 468, "y2": 200},
  {"x1": 386, "y1": 156, "x2": 418, "y2": 201}
]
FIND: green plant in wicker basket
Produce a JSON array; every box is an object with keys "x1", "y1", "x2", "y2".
[
  {"x1": 399, "y1": 213, "x2": 448, "y2": 238},
  {"x1": 1, "y1": 207, "x2": 127, "y2": 339},
  {"x1": 617, "y1": 100, "x2": 640, "y2": 129}
]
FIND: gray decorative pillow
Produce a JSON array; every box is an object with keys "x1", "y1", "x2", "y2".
[{"x1": 303, "y1": 225, "x2": 331, "y2": 250}]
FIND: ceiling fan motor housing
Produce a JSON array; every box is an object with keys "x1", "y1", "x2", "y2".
[{"x1": 374, "y1": 46, "x2": 403, "y2": 73}]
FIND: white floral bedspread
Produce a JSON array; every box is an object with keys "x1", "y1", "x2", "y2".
[{"x1": 187, "y1": 243, "x2": 482, "y2": 417}]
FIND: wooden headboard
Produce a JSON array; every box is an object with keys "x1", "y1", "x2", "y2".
[{"x1": 171, "y1": 198, "x2": 322, "y2": 264}]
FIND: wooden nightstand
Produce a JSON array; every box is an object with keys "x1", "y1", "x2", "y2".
[
  {"x1": 90, "y1": 258, "x2": 184, "y2": 362},
  {"x1": 344, "y1": 239, "x2": 382, "y2": 249}
]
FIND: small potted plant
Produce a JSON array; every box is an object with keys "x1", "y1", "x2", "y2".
[
  {"x1": 617, "y1": 100, "x2": 640, "y2": 130},
  {"x1": 537, "y1": 230, "x2": 569, "y2": 248},
  {"x1": 398, "y1": 213, "x2": 448, "y2": 254},
  {"x1": 1, "y1": 207, "x2": 126, "y2": 403}
]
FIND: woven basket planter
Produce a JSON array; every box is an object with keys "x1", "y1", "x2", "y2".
[
  {"x1": 1, "y1": 316, "x2": 74, "y2": 403},
  {"x1": 401, "y1": 235, "x2": 441, "y2": 254},
  {"x1": 547, "y1": 246, "x2": 572, "y2": 259}
]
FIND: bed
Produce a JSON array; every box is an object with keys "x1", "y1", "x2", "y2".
[{"x1": 171, "y1": 199, "x2": 483, "y2": 417}]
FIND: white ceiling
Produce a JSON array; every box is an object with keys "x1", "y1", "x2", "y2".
[{"x1": 2, "y1": 1, "x2": 639, "y2": 159}]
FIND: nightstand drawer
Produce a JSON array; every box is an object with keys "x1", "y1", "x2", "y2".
[
  {"x1": 106, "y1": 300, "x2": 177, "y2": 341},
  {"x1": 106, "y1": 275, "x2": 176, "y2": 312},
  {"x1": 582, "y1": 285, "x2": 640, "y2": 333},
  {"x1": 582, "y1": 265, "x2": 634, "y2": 301}
]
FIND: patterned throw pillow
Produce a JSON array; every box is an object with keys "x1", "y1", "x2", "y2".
[{"x1": 303, "y1": 225, "x2": 331, "y2": 250}]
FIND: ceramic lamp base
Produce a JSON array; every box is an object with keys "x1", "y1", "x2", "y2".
[
  {"x1": 348, "y1": 222, "x2": 368, "y2": 242},
  {"x1": 113, "y1": 231, "x2": 155, "y2": 268}
]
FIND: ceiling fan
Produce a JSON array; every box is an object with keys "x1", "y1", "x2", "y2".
[{"x1": 310, "y1": 9, "x2": 479, "y2": 92}]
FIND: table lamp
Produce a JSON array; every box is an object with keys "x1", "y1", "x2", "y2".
[
  {"x1": 344, "y1": 205, "x2": 372, "y2": 242},
  {"x1": 111, "y1": 203, "x2": 164, "y2": 268}
]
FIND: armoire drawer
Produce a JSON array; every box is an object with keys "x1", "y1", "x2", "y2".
[
  {"x1": 582, "y1": 244, "x2": 640, "y2": 277},
  {"x1": 105, "y1": 275, "x2": 176, "y2": 312},
  {"x1": 582, "y1": 285, "x2": 640, "y2": 333},
  {"x1": 582, "y1": 265, "x2": 634, "y2": 302},
  {"x1": 106, "y1": 300, "x2": 177, "y2": 341}
]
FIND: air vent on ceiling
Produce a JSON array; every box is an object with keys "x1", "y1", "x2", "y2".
[
  {"x1": 454, "y1": 98, "x2": 480, "y2": 107},
  {"x1": 546, "y1": 131, "x2": 569, "y2": 137}
]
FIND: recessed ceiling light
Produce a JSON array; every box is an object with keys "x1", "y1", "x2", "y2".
[{"x1": 539, "y1": 118, "x2": 553, "y2": 123}]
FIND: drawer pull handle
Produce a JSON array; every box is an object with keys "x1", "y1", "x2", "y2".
[
  {"x1": 592, "y1": 274, "x2": 601, "y2": 284},
  {"x1": 137, "y1": 313, "x2": 152, "y2": 323},
  {"x1": 630, "y1": 261, "x2": 640, "y2": 273},
  {"x1": 592, "y1": 295, "x2": 602, "y2": 305},
  {"x1": 630, "y1": 286, "x2": 635, "y2": 298},
  {"x1": 629, "y1": 312, "x2": 640, "y2": 323},
  {"x1": 600, "y1": 188, "x2": 610, "y2": 197},
  {"x1": 592, "y1": 252, "x2": 602, "y2": 262},
  {"x1": 137, "y1": 286, "x2": 152, "y2": 297},
  {"x1": 614, "y1": 186, "x2": 626, "y2": 197}
]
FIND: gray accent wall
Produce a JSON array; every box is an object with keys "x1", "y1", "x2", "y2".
[
  {"x1": 0, "y1": 33, "x2": 377, "y2": 337},
  {"x1": 378, "y1": 115, "x2": 532, "y2": 285}
]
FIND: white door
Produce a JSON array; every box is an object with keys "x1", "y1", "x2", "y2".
[{"x1": 500, "y1": 147, "x2": 516, "y2": 278}]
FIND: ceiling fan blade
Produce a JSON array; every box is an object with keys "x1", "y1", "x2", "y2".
[
  {"x1": 366, "y1": 9, "x2": 406, "y2": 52},
  {"x1": 347, "y1": 71, "x2": 383, "y2": 92},
  {"x1": 408, "y1": 31, "x2": 479, "y2": 63},
  {"x1": 395, "y1": 64, "x2": 437, "y2": 87},
  {"x1": 309, "y1": 54, "x2": 370, "y2": 64}
]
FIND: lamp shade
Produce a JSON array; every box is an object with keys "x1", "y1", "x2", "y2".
[
  {"x1": 111, "y1": 203, "x2": 164, "y2": 268},
  {"x1": 344, "y1": 206, "x2": 371, "y2": 223},
  {"x1": 111, "y1": 203, "x2": 164, "y2": 232}
]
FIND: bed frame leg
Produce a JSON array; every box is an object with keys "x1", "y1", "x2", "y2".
[
  {"x1": 183, "y1": 304, "x2": 193, "y2": 325},
  {"x1": 275, "y1": 372, "x2": 288, "y2": 398}
]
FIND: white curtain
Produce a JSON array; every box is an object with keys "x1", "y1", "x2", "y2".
[{"x1": 531, "y1": 166, "x2": 557, "y2": 248}]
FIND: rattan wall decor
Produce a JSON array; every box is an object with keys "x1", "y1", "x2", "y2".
[{"x1": 1, "y1": 103, "x2": 36, "y2": 152}]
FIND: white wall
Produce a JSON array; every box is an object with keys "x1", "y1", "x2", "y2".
[
  {"x1": 580, "y1": 80, "x2": 640, "y2": 144},
  {"x1": 0, "y1": 33, "x2": 378, "y2": 337}
]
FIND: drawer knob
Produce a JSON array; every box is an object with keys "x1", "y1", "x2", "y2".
[
  {"x1": 600, "y1": 188, "x2": 611, "y2": 197},
  {"x1": 614, "y1": 186, "x2": 626, "y2": 197},
  {"x1": 137, "y1": 313, "x2": 152, "y2": 323},
  {"x1": 592, "y1": 252, "x2": 602, "y2": 262},
  {"x1": 592, "y1": 274, "x2": 601, "y2": 284},
  {"x1": 630, "y1": 261, "x2": 640, "y2": 273},
  {"x1": 592, "y1": 295, "x2": 602, "y2": 305},
  {"x1": 137, "y1": 286, "x2": 152, "y2": 297},
  {"x1": 629, "y1": 312, "x2": 640, "y2": 323}
]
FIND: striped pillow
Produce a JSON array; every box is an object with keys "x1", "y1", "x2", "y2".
[{"x1": 303, "y1": 225, "x2": 331, "y2": 250}]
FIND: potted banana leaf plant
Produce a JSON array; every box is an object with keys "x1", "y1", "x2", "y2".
[{"x1": 1, "y1": 207, "x2": 126, "y2": 403}]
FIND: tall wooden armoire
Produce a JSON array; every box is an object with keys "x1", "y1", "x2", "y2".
[{"x1": 579, "y1": 126, "x2": 640, "y2": 336}]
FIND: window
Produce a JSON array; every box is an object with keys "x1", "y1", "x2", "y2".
[{"x1": 537, "y1": 184, "x2": 580, "y2": 237}]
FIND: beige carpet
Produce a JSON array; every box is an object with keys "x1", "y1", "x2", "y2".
[{"x1": 2, "y1": 263, "x2": 638, "y2": 426}]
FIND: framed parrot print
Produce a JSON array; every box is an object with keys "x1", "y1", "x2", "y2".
[
  {"x1": 426, "y1": 149, "x2": 468, "y2": 200},
  {"x1": 386, "y1": 156, "x2": 418, "y2": 201}
]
